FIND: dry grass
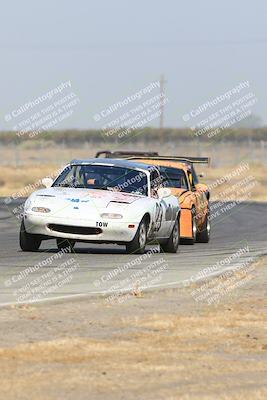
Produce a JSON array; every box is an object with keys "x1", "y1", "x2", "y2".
[
  {"x1": 0, "y1": 299, "x2": 266, "y2": 399},
  {"x1": 0, "y1": 260, "x2": 266, "y2": 400},
  {"x1": 0, "y1": 165, "x2": 58, "y2": 196},
  {"x1": 204, "y1": 163, "x2": 267, "y2": 202},
  {"x1": 1, "y1": 142, "x2": 266, "y2": 199},
  {"x1": 1, "y1": 163, "x2": 267, "y2": 201}
]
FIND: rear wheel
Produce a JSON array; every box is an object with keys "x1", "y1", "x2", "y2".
[
  {"x1": 56, "y1": 238, "x2": 75, "y2": 252},
  {"x1": 126, "y1": 218, "x2": 147, "y2": 254},
  {"x1": 197, "y1": 212, "x2": 210, "y2": 243},
  {"x1": 20, "y1": 220, "x2": 42, "y2": 251},
  {"x1": 161, "y1": 218, "x2": 180, "y2": 253}
]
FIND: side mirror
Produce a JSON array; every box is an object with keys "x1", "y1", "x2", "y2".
[
  {"x1": 42, "y1": 177, "x2": 53, "y2": 188},
  {"x1": 157, "y1": 187, "x2": 171, "y2": 199}
]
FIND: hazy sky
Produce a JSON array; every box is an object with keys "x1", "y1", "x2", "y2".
[{"x1": 1, "y1": 0, "x2": 266, "y2": 130}]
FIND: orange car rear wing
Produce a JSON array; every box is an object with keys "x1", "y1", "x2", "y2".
[
  {"x1": 125, "y1": 155, "x2": 211, "y2": 166},
  {"x1": 95, "y1": 150, "x2": 159, "y2": 158},
  {"x1": 95, "y1": 151, "x2": 210, "y2": 166}
]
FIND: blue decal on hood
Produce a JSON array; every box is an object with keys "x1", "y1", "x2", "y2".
[
  {"x1": 66, "y1": 198, "x2": 80, "y2": 203},
  {"x1": 66, "y1": 198, "x2": 90, "y2": 203}
]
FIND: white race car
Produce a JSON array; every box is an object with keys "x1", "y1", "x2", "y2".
[{"x1": 20, "y1": 159, "x2": 181, "y2": 254}]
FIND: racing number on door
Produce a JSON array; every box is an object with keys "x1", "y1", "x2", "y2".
[
  {"x1": 154, "y1": 202, "x2": 163, "y2": 231},
  {"x1": 154, "y1": 200, "x2": 174, "y2": 235}
]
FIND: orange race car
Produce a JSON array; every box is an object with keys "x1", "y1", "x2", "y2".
[{"x1": 95, "y1": 151, "x2": 211, "y2": 244}]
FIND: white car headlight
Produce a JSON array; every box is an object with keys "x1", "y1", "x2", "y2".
[
  {"x1": 31, "y1": 207, "x2": 51, "y2": 213},
  {"x1": 100, "y1": 213, "x2": 123, "y2": 219},
  {"x1": 24, "y1": 198, "x2": 32, "y2": 210}
]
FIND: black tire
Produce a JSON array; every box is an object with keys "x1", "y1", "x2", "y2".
[
  {"x1": 56, "y1": 238, "x2": 75, "y2": 252},
  {"x1": 20, "y1": 220, "x2": 42, "y2": 251},
  {"x1": 180, "y1": 207, "x2": 197, "y2": 245},
  {"x1": 161, "y1": 218, "x2": 180, "y2": 253},
  {"x1": 197, "y1": 212, "x2": 210, "y2": 243},
  {"x1": 126, "y1": 218, "x2": 148, "y2": 254}
]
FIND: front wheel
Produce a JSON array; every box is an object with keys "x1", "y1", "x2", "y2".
[
  {"x1": 126, "y1": 218, "x2": 147, "y2": 254},
  {"x1": 20, "y1": 221, "x2": 42, "y2": 251},
  {"x1": 161, "y1": 218, "x2": 180, "y2": 253}
]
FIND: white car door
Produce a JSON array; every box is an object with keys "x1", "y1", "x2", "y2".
[
  {"x1": 163, "y1": 194, "x2": 179, "y2": 236},
  {"x1": 149, "y1": 169, "x2": 173, "y2": 239},
  {"x1": 152, "y1": 199, "x2": 168, "y2": 238}
]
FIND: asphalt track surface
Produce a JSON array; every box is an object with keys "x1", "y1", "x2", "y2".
[{"x1": 0, "y1": 199, "x2": 266, "y2": 306}]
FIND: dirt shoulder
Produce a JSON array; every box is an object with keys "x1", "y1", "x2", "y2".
[{"x1": 0, "y1": 258, "x2": 266, "y2": 400}]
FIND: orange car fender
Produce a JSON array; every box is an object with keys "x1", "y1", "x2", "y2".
[
  {"x1": 196, "y1": 183, "x2": 210, "y2": 200},
  {"x1": 180, "y1": 207, "x2": 193, "y2": 238},
  {"x1": 179, "y1": 194, "x2": 195, "y2": 238},
  {"x1": 179, "y1": 192, "x2": 194, "y2": 209},
  {"x1": 195, "y1": 183, "x2": 208, "y2": 192},
  {"x1": 170, "y1": 190, "x2": 195, "y2": 238}
]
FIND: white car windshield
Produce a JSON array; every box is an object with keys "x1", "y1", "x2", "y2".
[{"x1": 53, "y1": 164, "x2": 148, "y2": 196}]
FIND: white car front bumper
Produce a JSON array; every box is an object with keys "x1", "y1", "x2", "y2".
[{"x1": 24, "y1": 212, "x2": 139, "y2": 243}]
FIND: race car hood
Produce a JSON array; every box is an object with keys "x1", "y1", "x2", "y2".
[{"x1": 29, "y1": 187, "x2": 142, "y2": 210}]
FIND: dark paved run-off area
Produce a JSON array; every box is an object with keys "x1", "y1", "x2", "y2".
[{"x1": 0, "y1": 199, "x2": 266, "y2": 306}]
